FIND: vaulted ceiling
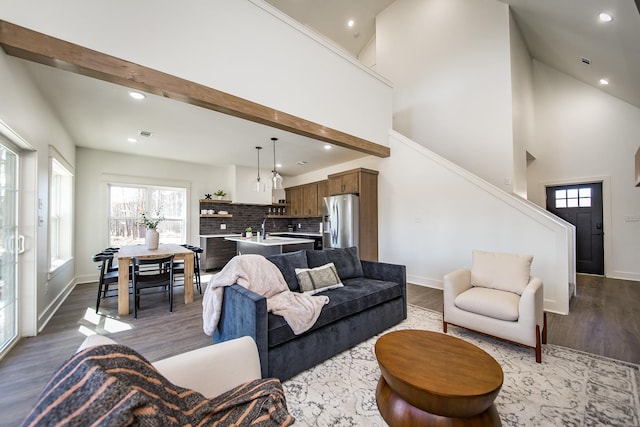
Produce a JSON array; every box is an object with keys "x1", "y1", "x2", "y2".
[{"x1": 6, "y1": 0, "x2": 639, "y2": 175}]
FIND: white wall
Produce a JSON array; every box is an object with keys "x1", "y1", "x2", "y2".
[
  {"x1": 375, "y1": 0, "x2": 515, "y2": 190},
  {"x1": 0, "y1": 0, "x2": 392, "y2": 147},
  {"x1": 0, "y1": 52, "x2": 77, "y2": 334},
  {"x1": 75, "y1": 147, "x2": 229, "y2": 283},
  {"x1": 509, "y1": 12, "x2": 536, "y2": 198},
  {"x1": 291, "y1": 131, "x2": 573, "y2": 314},
  {"x1": 528, "y1": 61, "x2": 640, "y2": 281}
]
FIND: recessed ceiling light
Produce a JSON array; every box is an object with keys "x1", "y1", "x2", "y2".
[
  {"x1": 276, "y1": 163, "x2": 282, "y2": 168},
  {"x1": 139, "y1": 130, "x2": 153, "y2": 137},
  {"x1": 347, "y1": 19, "x2": 355, "y2": 28},
  {"x1": 599, "y1": 78, "x2": 609, "y2": 85},
  {"x1": 324, "y1": 144, "x2": 332, "y2": 150},
  {"x1": 128, "y1": 91, "x2": 146, "y2": 100},
  {"x1": 127, "y1": 137, "x2": 137, "y2": 143},
  {"x1": 599, "y1": 12, "x2": 613, "y2": 22}
]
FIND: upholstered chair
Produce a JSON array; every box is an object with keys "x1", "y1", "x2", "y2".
[{"x1": 443, "y1": 250, "x2": 547, "y2": 362}]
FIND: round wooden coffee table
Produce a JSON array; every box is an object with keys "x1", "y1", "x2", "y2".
[{"x1": 375, "y1": 330, "x2": 503, "y2": 426}]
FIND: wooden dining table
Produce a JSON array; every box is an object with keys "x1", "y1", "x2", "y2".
[{"x1": 115, "y1": 244, "x2": 195, "y2": 316}]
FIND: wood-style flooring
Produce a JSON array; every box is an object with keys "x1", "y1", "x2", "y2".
[{"x1": 0, "y1": 274, "x2": 638, "y2": 426}]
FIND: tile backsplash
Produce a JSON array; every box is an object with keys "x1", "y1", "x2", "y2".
[{"x1": 199, "y1": 201, "x2": 322, "y2": 235}]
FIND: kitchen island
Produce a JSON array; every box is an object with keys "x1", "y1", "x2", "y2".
[
  {"x1": 225, "y1": 235, "x2": 315, "y2": 257},
  {"x1": 199, "y1": 234, "x2": 242, "y2": 271}
]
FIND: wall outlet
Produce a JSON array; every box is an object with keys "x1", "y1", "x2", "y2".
[
  {"x1": 297, "y1": 223, "x2": 302, "y2": 229},
  {"x1": 220, "y1": 223, "x2": 226, "y2": 230}
]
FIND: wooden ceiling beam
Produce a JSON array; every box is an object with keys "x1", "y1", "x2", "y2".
[{"x1": 0, "y1": 20, "x2": 390, "y2": 158}]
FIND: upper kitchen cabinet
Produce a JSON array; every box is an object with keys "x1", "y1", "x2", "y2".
[
  {"x1": 285, "y1": 179, "x2": 328, "y2": 218},
  {"x1": 316, "y1": 180, "x2": 328, "y2": 216},
  {"x1": 328, "y1": 168, "x2": 378, "y2": 196},
  {"x1": 286, "y1": 186, "x2": 303, "y2": 217}
]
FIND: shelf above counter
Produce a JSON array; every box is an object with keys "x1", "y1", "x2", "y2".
[
  {"x1": 200, "y1": 199, "x2": 232, "y2": 204},
  {"x1": 200, "y1": 214, "x2": 233, "y2": 218}
]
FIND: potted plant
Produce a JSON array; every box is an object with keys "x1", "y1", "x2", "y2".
[
  {"x1": 214, "y1": 190, "x2": 227, "y2": 200},
  {"x1": 137, "y1": 209, "x2": 164, "y2": 249},
  {"x1": 245, "y1": 227, "x2": 253, "y2": 238}
]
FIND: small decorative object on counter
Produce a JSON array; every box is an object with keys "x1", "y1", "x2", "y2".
[
  {"x1": 214, "y1": 189, "x2": 227, "y2": 200},
  {"x1": 204, "y1": 193, "x2": 212, "y2": 200},
  {"x1": 245, "y1": 227, "x2": 253, "y2": 238}
]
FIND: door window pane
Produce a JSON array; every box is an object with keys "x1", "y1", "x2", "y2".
[
  {"x1": 0, "y1": 143, "x2": 18, "y2": 354},
  {"x1": 554, "y1": 186, "x2": 592, "y2": 209}
]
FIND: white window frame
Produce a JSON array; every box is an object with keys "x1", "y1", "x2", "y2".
[
  {"x1": 48, "y1": 147, "x2": 74, "y2": 273},
  {"x1": 107, "y1": 181, "x2": 188, "y2": 247}
]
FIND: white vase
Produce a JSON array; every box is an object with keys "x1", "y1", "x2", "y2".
[{"x1": 145, "y1": 229, "x2": 159, "y2": 249}]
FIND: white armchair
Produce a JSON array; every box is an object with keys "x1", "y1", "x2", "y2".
[
  {"x1": 443, "y1": 250, "x2": 547, "y2": 362},
  {"x1": 78, "y1": 334, "x2": 262, "y2": 397}
]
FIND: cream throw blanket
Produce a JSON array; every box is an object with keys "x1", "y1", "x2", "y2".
[{"x1": 202, "y1": 255, "x2": 329, "y2": 336}]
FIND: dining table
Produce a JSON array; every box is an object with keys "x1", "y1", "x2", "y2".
[{"x1": 115, "y1": 243, "x2": 195, "y2": 316}]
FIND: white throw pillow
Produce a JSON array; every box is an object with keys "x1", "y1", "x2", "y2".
[
  {"x1": 295, "y1": 263, "x2": 344, "y2": 295},
  {"x1": 471, "y1": 250, "x2": 533, "y2": 295}
]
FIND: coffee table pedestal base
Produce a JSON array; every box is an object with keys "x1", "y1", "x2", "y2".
[{"x1": 376, "y1": 377, "x2": 502, "y2": 427}]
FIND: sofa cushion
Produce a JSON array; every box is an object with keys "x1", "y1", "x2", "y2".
[
  {"x1": 454, "y1": 287, "x2": 520, "y2": 321},
  {"x1": 306, "y1": 247, "x2": 364, "y2": 280},
  {"x1": 266, "y1": 250, "x2": 308, "y2": 292},
  {"x1": 267, "y1": 277, "x2": 403, "y2": 348},
  {"x1": 295, "y1": 263, "x2": 344, "y2": 295},
  {"x1": 471, "y1": 250, "x2": 533, "y2": 295}
]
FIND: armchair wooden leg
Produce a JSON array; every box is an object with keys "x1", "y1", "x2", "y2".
[
  {"x1": 542, "y1": 312, "x2": 548, "y2": 344},
  {"x1": 443, "y1": 321, "x2": 448, "y2": 333},
  {"x1": 535, "y1": 324, "x2": 542, "y2": 363}
]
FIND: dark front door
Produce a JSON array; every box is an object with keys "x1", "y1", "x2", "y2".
[{"x1": 546, "y1": 182, "x2": 604, "y2": 275}]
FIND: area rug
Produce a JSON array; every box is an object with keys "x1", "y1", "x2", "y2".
[{"x1": 282, "y1": 305, "x2": 640, "y2": 426}]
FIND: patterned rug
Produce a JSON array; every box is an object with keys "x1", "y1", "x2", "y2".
[{"x1": 283, "y1": 305, "x2": 640, "y2": 426}]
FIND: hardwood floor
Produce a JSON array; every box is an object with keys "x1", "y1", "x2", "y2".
[
  {"x1": 408, "y1": 274, "x2": 640, "y2": 364},
  {"x1": 0, "y1": 274, "x2": 638, "y2": 426}
]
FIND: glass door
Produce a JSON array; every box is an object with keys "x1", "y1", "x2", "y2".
[{"x1": 0, "y1": 142, "x2": 19, "y2": 355}]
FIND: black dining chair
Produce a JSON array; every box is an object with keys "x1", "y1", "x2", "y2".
[
  {"x1": 132, "y1": 255, "x2": 175, "y2": 318},
  {"x1": 171, "y1": 245, "x2": 203, "y2": 294},
  {"x1": 92, "y1": 252, "x2": 121, "y2": 313}
]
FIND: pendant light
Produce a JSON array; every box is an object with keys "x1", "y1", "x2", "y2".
[
  {"x1": 271, "y1": 137, "x2": 284, "y2": 190},
  {"x1": 251, "y1": 146, "x2": 265, "y2": 192}
]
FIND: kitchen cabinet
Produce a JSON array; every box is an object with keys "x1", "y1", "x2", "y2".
[
  {"x1": 302, "y1": 183, "x2": 318, "y2": 216},
  {"x1": 199, "y1": 235, "x2": 239, "y2": 271},
  {"x1": 328, "y1": 170, "x2": 360, "y2": 195},
  {"x1": 286, "y1": 186, "x2": 303, "y2": 217},
  {"x1": 286, "y1": 180, "x2": 327, "y2": 218},
  {"x1": 327, "y1": 168, "x2": 379, "y2": 261},
  {"x1": 316, "y1": 180, "x2": 328, "y2": 216}
]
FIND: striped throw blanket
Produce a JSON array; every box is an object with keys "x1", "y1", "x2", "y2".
[{"x1": 21, "y1": 344, "x2": 294, "y2": 426}]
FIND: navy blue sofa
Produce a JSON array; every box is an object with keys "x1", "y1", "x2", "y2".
[{"x1": 213, "y1": 247, "x2": 407, "y2": 381}]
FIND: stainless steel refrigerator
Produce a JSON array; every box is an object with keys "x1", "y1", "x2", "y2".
[{"x1": 322, "y1": 194, "x2": 359, "y2": 251}]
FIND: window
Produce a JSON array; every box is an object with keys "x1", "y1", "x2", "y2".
[
  {"x1": 108, "y1": 184, "x2": 186, "y2": 246},
  {"x1": 49, "y1": 155, "x2": 73, "y2": 271},
  {"x1": 555, "y1": 187, "x2": 591, "y2": 209}
]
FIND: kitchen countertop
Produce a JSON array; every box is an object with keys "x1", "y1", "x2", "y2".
[
  {"x1": 224, "y1": 235, "x2": 315, "y2": 246},
  {"x1": 271, "y1": 232, "x2": 323, "y2": 237},
  {"x1": 200, "y1": 234, "x2": 242, "y2": 238}
]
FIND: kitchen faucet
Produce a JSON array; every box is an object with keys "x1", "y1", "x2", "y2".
[{"x1": 261, "y1": 217, "x2": 268, "y2": 239}]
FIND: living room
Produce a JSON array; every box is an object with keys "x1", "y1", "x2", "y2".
[{"x1": 0, "y1": 0, "x2": 639, "y2": 425}]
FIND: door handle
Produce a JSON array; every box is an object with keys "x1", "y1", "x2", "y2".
[{"x1": 18, "y1": 235, "x2": 25, "y2": 254}]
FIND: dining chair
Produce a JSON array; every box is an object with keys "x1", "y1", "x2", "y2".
[
  {"x1": 171, "y1": 245, "x2": 203, "y2": 294},
  {"x1": 92, "y1": 252, "x2": 120, "y2": 313},
  {"x1": 132, "y1": 255, "x2": 175, "y2": 318}
]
